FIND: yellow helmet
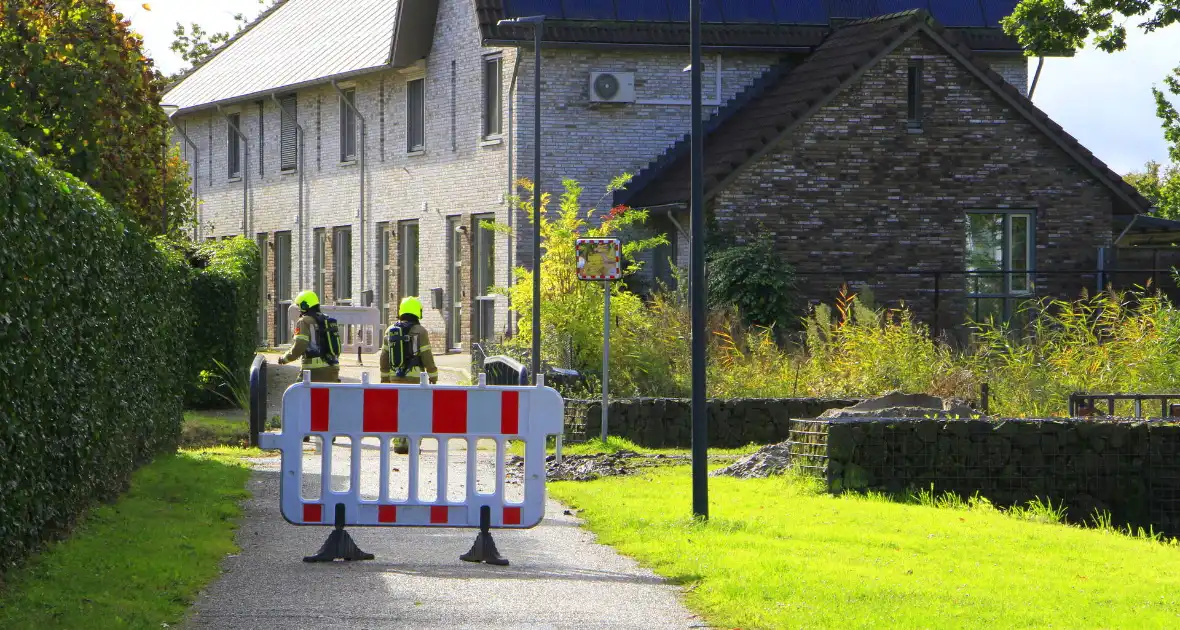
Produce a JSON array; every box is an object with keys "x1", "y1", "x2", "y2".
[
  {"x1": 399, "y1": 296, "x2": 424, "y2": 319},
  {"x1": 295, "y1": 290, "x2": 320, "y2": 312}
]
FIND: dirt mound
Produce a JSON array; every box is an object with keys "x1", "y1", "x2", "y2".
[
  {"x1": 507, "y1": 450, "x2": 694, "y2": 482},
  {"x1": 710, "y1": 442, "x2": 792, "y2": 479},
  {"x1": 820, "y1": 392, "x2": 981, "y2": 419}
]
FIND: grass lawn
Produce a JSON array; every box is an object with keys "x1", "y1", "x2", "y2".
[
  {"x1": 0, "y1": 447, "x2": 258, "y2": 630},
  {"x1": 550, "y1": 467, "x2": 1180, "y2": 629}
]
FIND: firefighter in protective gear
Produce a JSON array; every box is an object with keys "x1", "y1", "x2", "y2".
[
  {"x1": 277, "y1": 290, "x2": 341, "y2": 383},
  {"x1": 380, "y1": 296, "x2": 439, "y2": 384}
]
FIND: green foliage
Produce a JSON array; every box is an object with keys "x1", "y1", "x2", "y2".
[
  {"x1": 0, "y1": 1, "x2": 193, "y2": 235},
  {"x1": 707, "y1": 233, "x2": 799, "y2": 328},
  {"x1": 1125, "y1": 160, "x2": 1180, "y2": 218},
  {"x1": 496, "y1": 176, "x2": 672, "y2": 396},
  {"x1": 1003, "y1": 0, "x2": 1180, "y2": 159},
  {"x1": 185, "y1": 237, "x2": 261, "y2": 408},
  {"x1": 0, "y1": 132, "x2": 190, "y2": 573}
]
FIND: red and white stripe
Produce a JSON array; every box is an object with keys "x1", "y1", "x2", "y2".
[{"x1": 259, "y1": 378, "x2": 564, "y2": 530}]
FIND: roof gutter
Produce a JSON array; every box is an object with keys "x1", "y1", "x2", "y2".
[{"x1": 167, "y1": 64, "x2": 392, "y2": 117}]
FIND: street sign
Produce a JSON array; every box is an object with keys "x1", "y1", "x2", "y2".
[
  {"x1": 576, "y1": 239, "x2": 622, "y2": 281},
  {"x1": 575, "y1": 238, "x2": 621, "y2": 443}
]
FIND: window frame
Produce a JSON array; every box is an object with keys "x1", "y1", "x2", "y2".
[
  {"x1": 227, "y1": 112, "x2": 242, "y2": 180},
  {"x1": 398, "y1": 219, "x2": 420, "y2": 299},
  {"x1": 965, "y1": 210, "x2": 1036, "y2": 323},
  {"x1": 279, "y1": 94, "x2": 299, "y2": 172},
  {"x1": 339, "y1": 88, "x2": 358, "y2": 163},
  {"x1": 333, "y1": 226, "x2": 353, "y2": 304},
  {"x1": 482, "y1": 54, "x2": 503, "y2": 140},
  {"x1": 407, "y1": 77, "x2": 426, "y2": 153},
  {"x1": 907, "y1": 60, "x2": 923, "y2": 130}
]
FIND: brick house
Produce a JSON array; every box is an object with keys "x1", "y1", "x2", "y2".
[{"x1": 163, "y1": 1, "x2": 1158, "y2": 349}]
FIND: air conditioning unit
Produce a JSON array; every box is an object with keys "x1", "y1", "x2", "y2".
[{"x1": 589, "y1": 72, "x2": 636, "y2": 103}]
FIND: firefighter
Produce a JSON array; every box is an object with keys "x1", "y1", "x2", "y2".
[
  {"x1": 277, "y1": 290, "x2": 341, "y2": 382},
  {"x1": 381, "y1": 296, "x2": 438, "y2": 455},
  {"x1": 380, "y1": 296, "x2": 439, "y2": 385}
]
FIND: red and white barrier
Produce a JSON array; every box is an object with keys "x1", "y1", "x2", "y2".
[{"x1": 258, "y1": 373, "x2": 564, "y2": 531}]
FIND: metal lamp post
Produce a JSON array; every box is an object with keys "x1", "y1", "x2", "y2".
[
  {"x1": 497, "y1": 14, "x2": 545, "y2": 386},
  {"x1": 689, "y1": 0, "x2": 709, "y2": 519}
]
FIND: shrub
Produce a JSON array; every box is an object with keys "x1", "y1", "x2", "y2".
[
  {"x1": 496, "y1": 176, "x2": 672, "y2": 396},
  {"x1": 0, "y1": 132, "x2": 190, "y2": 572},
  {"x1": 708, "y1": 233, "x2": 799, "y2": 329},
  {"x1": 185, "y1": 237, "x2": 261, "y2": 408}
]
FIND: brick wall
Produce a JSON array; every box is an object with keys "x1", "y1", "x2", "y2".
[
  {"x1": 171, "y1": 5, "x2": 1037, "y2": 346},
  {"x1": 711, "y1": 35, "x2": 1114, "y2": 325}
]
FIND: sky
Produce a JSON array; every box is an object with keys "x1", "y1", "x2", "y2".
[{"x1": 112, "y1": 0, "x2": 1178, "y2": 176}]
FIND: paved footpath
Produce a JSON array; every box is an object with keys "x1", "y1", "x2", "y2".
[{"x1": 185, "y1": 353, "x2": 704, "y2": 629}]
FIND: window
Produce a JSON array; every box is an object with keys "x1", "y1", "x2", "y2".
[
  {"x1": 966, "y1": 212, "x2": 1034, "y2": 322},
  {"x1": 280, "y1": 95, "x2": 298, "y2": 171},
  {"x1": 257, "y1": 101, "x2": 264, "y2": 175},
  {"x1": 483, "y1": 55, "x2": 503, "y2": 138},
  {"x1": 274, "y1": 231, "x2": 292, "y2": 344},
  {"x1": 313, "y1": 228, "x2": 326, "y2": 298},
  {"x1": 376, "y1": 222, "x2": 391, "y2": 326},
  {"x1": 398, "y1": 220, "x2": 420, "y2": 299},
  {"x1": 473, "y1": 214, "x2": 496, "y2": 343},
  {"x1": 907, "y1": 61, "x2": 923, "y2": 129},
  {"x1": 227, "y1": 113, "x2": 241, "y2": 179},
  {"x1": 447, "y1": 216, "x2": 463, "y2": 349},
  {"x1": 334, "y1": 226, "x2": 353, "y2": 303},
  {"x1": 340, "y1": 88, "x2": 357, "y2": 162},
  {"x1": 257, "y1": 233, "x2": 268, "y2": 345},
  {"x1": 407, "y1": 78, "x2": 425, "y2": 152}
]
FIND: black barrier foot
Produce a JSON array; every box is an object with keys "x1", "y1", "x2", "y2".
[
  {"x1": 460, "y1": 506, "x2": 509, "y2": 566},
  {"x1": 304, "y1": 504, "x2": 374, "y2": 563}
]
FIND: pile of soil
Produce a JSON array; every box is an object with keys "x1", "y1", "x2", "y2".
[
  {"x1": 507, "y1": 450, "x2": 694, "y2": 482},
  {"x1": 819, "y1": 392, "x2": 981, "y2": 420},
  {"x1": 710, "y1": 442, "x2": 792, "y2": 479}
]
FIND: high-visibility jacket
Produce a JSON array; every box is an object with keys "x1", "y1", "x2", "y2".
[{"x1": 379, "y1": 321, "x2": 439, "y2": 383}]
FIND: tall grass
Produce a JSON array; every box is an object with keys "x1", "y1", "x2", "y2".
[{"x1": 645, "y1": 286, "x2": 1180, "y2": 417}]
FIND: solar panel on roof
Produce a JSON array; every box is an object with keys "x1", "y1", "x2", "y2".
[
  {"x1": 560, "y1": 0, "x2": 611, "y2": 20},
  {"x1": 771, "y1": 0, "x2": 830, "y2": 24},
  {"x1": 719, "y1": 0, "x2": 778, "y2": 23},
  {"x1": 667, "y1": 0, "x2": 689, "y2": 22},
  {"x1": 875, "y1": 0, "x2": 927, "y2": 16},
  {"x1": 927, "y1": 0, "x2": 984, "y2": 26},
  {"x1": 502, "y1": 0, "x2": 565, "y2": 19},
  {"x1": 980, "y1": 0, "x2": 1020, "y2": 26},
  {"x1": 825, "y1": 0, "x2": 877, "y2": 19},
  {"x1": 701, "y1": 0, "x2": 725, "y2": 22},
  {"x1": 616, "y1": 0, "x2": 673, "y2": 21}
]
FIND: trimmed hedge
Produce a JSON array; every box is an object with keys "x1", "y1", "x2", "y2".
[
  {"x1": 186, "y1": 238, "x2": 260, "y2": 408},
  {"x1": 0, "y1": 133, "x2": 190, "y2": 571}
]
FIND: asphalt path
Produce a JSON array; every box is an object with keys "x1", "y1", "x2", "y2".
[{"x1": 185, "y1": 368, "x2": 703, "y2": 629}]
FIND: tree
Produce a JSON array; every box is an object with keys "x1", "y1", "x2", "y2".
[
  {"x1": 0, "y1": 0, "x2": 192, "y2": 235},
  {"x1": 1125, "y1": 161, "x2": 1180, "y2": 219},
  {"x1": 1002, "y1": 1, "x2": 1180, "y2": 161},
  {"x1": 494, "y1": 176, "x2": 672, "y2": 395}
]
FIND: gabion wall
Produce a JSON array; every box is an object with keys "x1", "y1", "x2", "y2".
[{"x1": 827, "y1": 418, "x2": 1180, "y2": 534}]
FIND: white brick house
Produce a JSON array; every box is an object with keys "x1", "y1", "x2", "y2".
[{"x1": 163, "y1": 0, "x2": 1033, "y2": 350}]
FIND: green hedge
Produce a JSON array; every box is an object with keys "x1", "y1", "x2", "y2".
[
  {"x1": 186, "y1": 238, "x2": 260, "y2": 408},
  {"x1": 0, "y1": 133, "x2": 191, "y2": 572}
]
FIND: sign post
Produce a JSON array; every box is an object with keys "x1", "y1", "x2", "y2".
[{"x1": 576, "y1": 238, "x2": 622, "y2": 442}]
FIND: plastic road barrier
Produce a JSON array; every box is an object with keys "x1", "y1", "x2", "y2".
[{"x1": 259, "y1": 372, "x2": 564, "y2": 565}]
